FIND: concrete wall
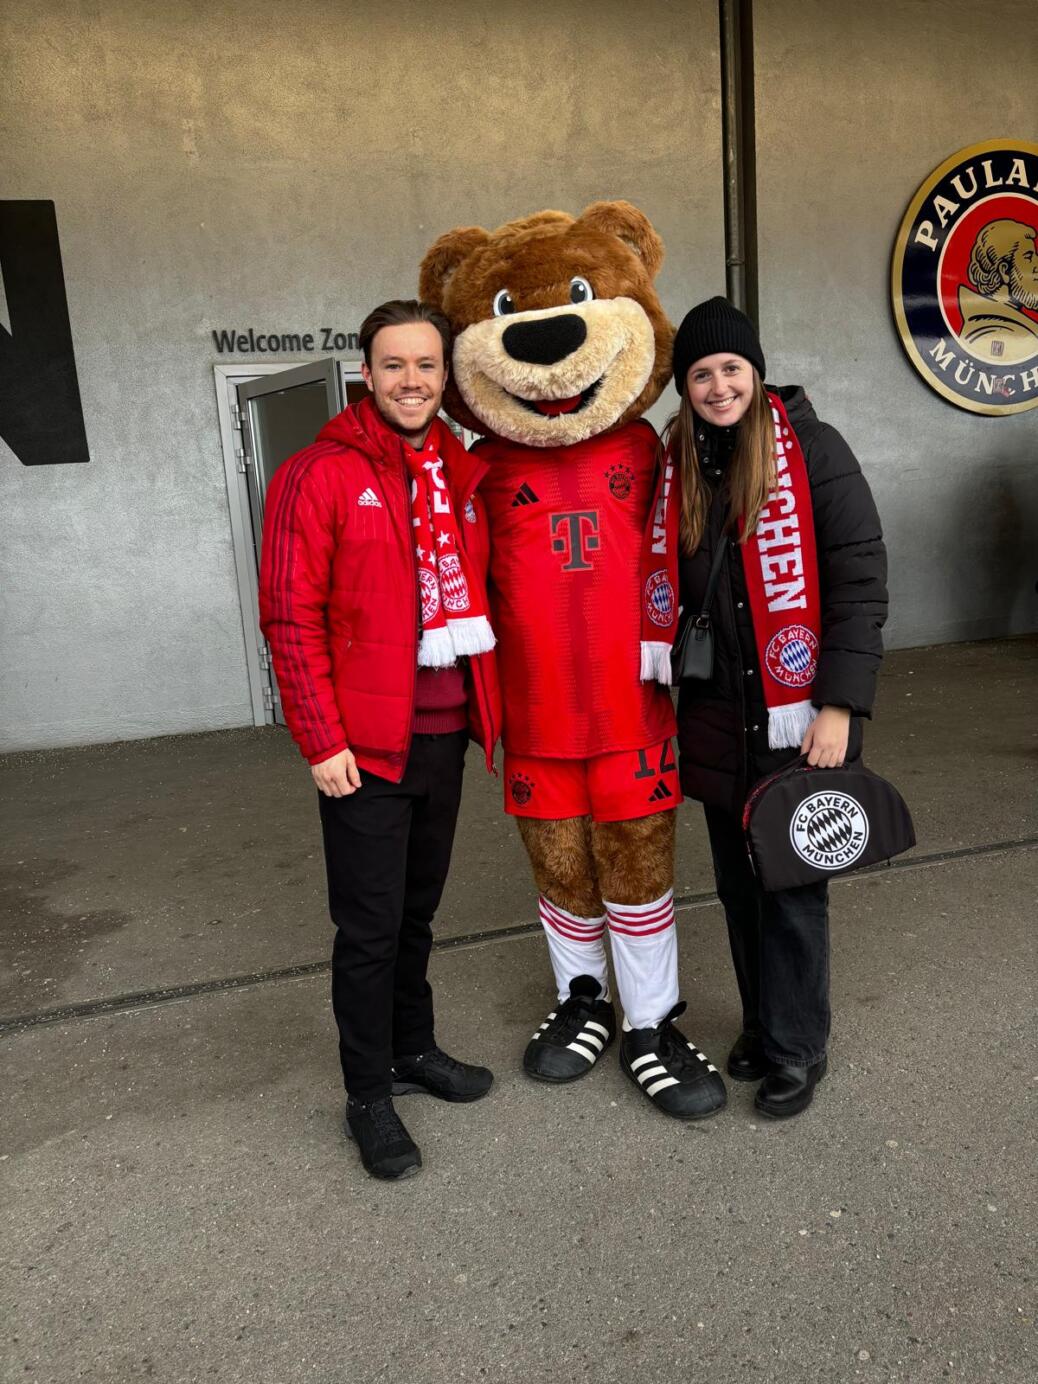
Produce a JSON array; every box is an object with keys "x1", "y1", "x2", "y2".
[
  {"x1": 3, "y1": 1, "x2": 1036, "y2": 750},
  {"x1": 754, "y1": 0, "x2": 1038, "y2": 648},
  {"x1": 1, "y1": 0, "x2": 724, "y2": 750}
]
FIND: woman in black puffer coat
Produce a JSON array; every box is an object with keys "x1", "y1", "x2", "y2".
[{"x1": 668, "y1": 298, "x2": 888, "y2": 1119}]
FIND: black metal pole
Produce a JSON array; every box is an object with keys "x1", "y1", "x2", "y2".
[{"x1": 719, "y1": 0, "x2": 759, "y2": 327}]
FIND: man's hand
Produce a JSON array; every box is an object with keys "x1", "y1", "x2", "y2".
[
  {"x1": 311, "y1": 748, "x2": 362, "y2": 797},
  {"x1": 800, "y1": 706, "x2": 851, "y2": 769}
]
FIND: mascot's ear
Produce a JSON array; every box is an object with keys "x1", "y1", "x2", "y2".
[
  {"x1": 575, "y1": 200, "x2": 665, "y2": 279},
  {"x1": 419, "y1": 226, "x2": 490, "y2": 309}
]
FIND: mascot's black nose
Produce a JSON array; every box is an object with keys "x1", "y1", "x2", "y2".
[{"x1": 502, "y1": 313, "x2": 587, "y2": 365}]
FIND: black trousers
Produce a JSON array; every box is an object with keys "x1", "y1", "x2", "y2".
[
  {"x1": 318, "y1": 731, "x2": 468, "y2": 1102},
  {"x1": 704, "y1": 804, "x2": 830, "y2": 1067}
]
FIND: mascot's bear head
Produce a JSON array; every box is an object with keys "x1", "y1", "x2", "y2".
[{"x1": 419, "y1": 200, "x2": 673, "y2": 447}]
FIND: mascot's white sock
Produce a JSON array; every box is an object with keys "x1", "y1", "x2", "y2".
[
  {"x1": 538, "y1": 895, "x2": 610, "y2": 1003},
  {"x1": 605, "y1": 889, "x2": 678, "y2": 1029}
]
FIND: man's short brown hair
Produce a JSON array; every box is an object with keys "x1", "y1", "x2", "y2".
[{"x1": 359, "y1": 299, "x2": 452, "y2": 366}]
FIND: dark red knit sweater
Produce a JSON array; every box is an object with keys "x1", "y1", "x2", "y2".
[{"x1": 413, "y1": 664, "x2": 468, "y2": 733}]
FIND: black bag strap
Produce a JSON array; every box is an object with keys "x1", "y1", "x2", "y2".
[{"x1": 693, "y1": 535, "x2": 729, "y2": 627}]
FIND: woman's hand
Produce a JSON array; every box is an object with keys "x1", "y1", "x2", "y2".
[{"x1": 800, "y1": 706, "x2": 851, "y2": 768}]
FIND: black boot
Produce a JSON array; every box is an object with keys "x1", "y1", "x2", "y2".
[
  {"x1": 345, "y1": 1096, "x2": 421, "y2": 1179},
  {"x1": 726, "y1": 1030, "x2": 768, "y2": 1082},
  {"x1": 754, "y1": 1056, "x2": 828, "y2": 1119},
  {"x1": 524, "y1": 975, "x2": 617, "y2": 1083}
]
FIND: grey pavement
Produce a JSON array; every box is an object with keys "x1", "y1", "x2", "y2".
[{"x1": 2, "y1": 637, "x2": 1036, "y2": 1383}]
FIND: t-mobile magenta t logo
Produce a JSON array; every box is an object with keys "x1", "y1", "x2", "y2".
[{"x1": 550, "y1": 510, "x2": 600, "y2": 572}]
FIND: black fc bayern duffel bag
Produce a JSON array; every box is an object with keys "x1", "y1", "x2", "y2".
[{"x1": 742, "y1": 756, "x2": 916, "y2": 892}]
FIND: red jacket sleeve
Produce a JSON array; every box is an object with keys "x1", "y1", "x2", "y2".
[{"x1": 258, "y1": 451, "x2": 349, "y2": 765}]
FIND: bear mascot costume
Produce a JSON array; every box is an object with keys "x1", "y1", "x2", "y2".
[{"x1": 420, "y1": 201, "x2": 726, "y2": 1121}]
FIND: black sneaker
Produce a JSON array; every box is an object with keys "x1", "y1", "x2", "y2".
[
  {"x1": 620, "y1": 1002, "x2": 727, "y2": 1121},
  {"x1": 344, "y1": 1095, "x2": 421, "y2": 1180},
  {"x1": 391, "y1": 1046, "x2": 494, "y2": 1103},
  {"x1": 523, "y1": 975, "x2": 617, "y2": 1083}
]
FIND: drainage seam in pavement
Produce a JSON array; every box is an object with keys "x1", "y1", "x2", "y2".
[{"x1": 2, "y1": 835, "x2": 1034, "y2": 1038}]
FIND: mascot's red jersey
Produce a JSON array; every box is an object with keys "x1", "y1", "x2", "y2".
[{"x1": 475, "y1": 421, "x2": 675, "y2": 758}]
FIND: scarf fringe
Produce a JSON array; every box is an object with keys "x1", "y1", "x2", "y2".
[
  {"x1": 640, "y1": 640, "x2": 673, "y2": 686},
  {"x1": 767, "y1": 699, "x2": 817, "y2": 751},
  {"x1": 417, "y1": 626, "x2": 458, "y2": 669},
  {"x1": 444, "y1": 615, "x2": 496, "y2": 657},
  {"x1": 418, "y1": 618, "x2": 495, "y2": 668}
]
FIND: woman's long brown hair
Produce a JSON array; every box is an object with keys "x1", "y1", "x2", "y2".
[{"x1": 661, "y1": 372, "x2": 777, "y2": 555}]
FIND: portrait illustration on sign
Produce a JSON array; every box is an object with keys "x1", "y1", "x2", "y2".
[
  {"x1": 891, "y1": 140, "x2": 1038, "y2": 415},
  {"x1": 956, "y1": 218, "x2": 1038, "y2": 364}
]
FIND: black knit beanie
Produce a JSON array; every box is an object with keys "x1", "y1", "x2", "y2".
[{"x1": 672, "y1": 296, "x2": 766, "y2": 393}]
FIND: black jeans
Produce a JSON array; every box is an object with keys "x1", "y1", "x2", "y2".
[
  {"x1": 704, "y1": 804, "x2": 830, "y2": 1067},
  {"x1": 318, "y1": 731, "x2": 467, "y2": 1102}
]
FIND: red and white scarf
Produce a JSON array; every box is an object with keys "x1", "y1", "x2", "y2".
[
  {"x1": 640, "y1": 392, "x2": 821, "y2": 750},
  {"x1": 640, "y1": 441, "x2": 680, "y2": 683},
  {"x1": 405, "y1": 425, "x2": 496, "y2": 668}
]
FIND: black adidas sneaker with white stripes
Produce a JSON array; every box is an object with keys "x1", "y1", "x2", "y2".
[
  {"x1": 523, "y1": 975, "x2": 616, "y2": 1083},
  {"x1": 620, "y1": 1001, "x2": 727, "y2": 1120}
]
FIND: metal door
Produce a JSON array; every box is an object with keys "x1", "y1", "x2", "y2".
[{"x1": 236, "y1": 358, "x2": 349, "y2": 723}]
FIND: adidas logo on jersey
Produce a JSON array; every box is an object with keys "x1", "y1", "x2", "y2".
[
  {"x1": 648, "y1": 781, "x2": 673, "y2": 803},
  {"x1": 357, "y1": 488, "x2": 382, "y2": 508},
  {"x1": 511, "y1": 483, "x2": 540, "y2": 507}
]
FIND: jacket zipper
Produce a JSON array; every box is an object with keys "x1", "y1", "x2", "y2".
[
  {"x1": 462, "y1": 486, "x2": 499, "y2": 775},
  {"x1": 718, "y1": 534, "x2": 753, "y2": 808},
  {"x1": 398, "y1": 451, "x2": 419, "y2": 778}
]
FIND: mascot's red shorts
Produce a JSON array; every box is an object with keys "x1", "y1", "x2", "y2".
[{"x1": 503, "y1": 739, "x2": 682, "y2": 822}]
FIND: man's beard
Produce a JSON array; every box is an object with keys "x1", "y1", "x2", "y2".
[{"x1": 1008, "y1": 263, "x2": 1038, "y2": 312}]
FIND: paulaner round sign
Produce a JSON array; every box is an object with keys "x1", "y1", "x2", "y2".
[{"x1": 892, "y1": 140, "x2": 1038, "y2": 416}]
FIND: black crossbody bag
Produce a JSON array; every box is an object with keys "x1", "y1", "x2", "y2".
[
  {"x1": 742, "y1": 754, "x2": 916, "y2": 891},
  {"x1": 670, "y1": 536, "x2": 729, "y2": 683}
]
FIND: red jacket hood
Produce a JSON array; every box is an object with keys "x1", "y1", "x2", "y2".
[{"x1": 317, "y1": 395, "x2": 485, "y2": 505}]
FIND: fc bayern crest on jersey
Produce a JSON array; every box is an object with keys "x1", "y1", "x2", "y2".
[
  {"x1": 464, "y1": 498, "x2": 477, "y2": 523},
  {"x1": 606, "y1": 463, "x2": 634, "y2": 500},
  {"x1": 892, "y1": 140, "x2": 1038, "y2": 416},
  {"x1": 439, "y1": 553, "x2": 471, "y2": 613},
  {"x1": 509, "y1": 772, "x2": 534, "y2": 806},
  {"x1": 418, "y1": 568, "x2": 441, "y2": 623},
  {"x1": 765, "y1": 624, "x2": 818, "y2": 688},
  {"x1": 790, "y1": 792, "x2": 869, "y2": 871},
  {"x1": 644, "y1": 570, "x2": 675, "y2": 627}
]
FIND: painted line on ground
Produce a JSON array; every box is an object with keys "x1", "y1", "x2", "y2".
[{"x1": 1, "y1": 835, "x2": 1034, "y2": 1038}]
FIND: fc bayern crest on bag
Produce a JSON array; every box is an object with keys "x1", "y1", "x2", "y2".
[
  {"x1": 743, "y1": 757, "x2": 915, "y2": 892},
  {"x1": 892, "y1": 140, "x2": 1038, "y2": 416},
  {"x1": 789, "y1": 790, "x2": 869, "y2": 871}
]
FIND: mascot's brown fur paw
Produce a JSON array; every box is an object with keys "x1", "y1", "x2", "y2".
[
  {"x1": 517, "y1": 816, "x2": 603, "y2": 918},
  {"x1": 591, "y1": 813, "x2": 675, "y2": 905}
]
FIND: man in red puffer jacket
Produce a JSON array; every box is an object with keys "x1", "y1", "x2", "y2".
[{"x1": 260, "y1": 300, "x2": 501, "y2": 1182}]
